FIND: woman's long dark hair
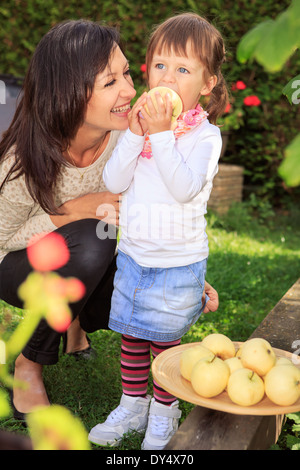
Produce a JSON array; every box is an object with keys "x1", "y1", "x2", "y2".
[{"x1": 0, "y1": 19, "x2": 121, "y2": 214}]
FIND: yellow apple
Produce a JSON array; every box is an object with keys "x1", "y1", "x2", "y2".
[
  {"x1": 240, "y1": 338, "x2": 276, "y2": 376},
  {"x1": 201, "y1": 333, "x2": 236, "y2": 360},
  {"x1": 235, "y1": 343, "x2": 245, "y2": 358},
  {"x1": 275, "y1": 357, "x2": 293, "y2": 366},
  {"x1": 180, "y1": 344, "x2": 215, "y2": 381},
  {"x1": 224, "y1": 356, "x2": 244, "y2": 374},
  {"x1": 191, "y1": 355, "x2": 230, "y2": 398},
  {"x1": 227, "y1": 368, "x2": 265, "y2": 406},
  {"x1": 146, "y1": 86, "x2": 183, "y2": 122},
  {"x1": 264, "y1": 364, "x2": 300, "y2": 406}
]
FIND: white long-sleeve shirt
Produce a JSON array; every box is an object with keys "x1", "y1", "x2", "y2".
[{"x1": 103, "y1": 120, "x2": 222, "y2": 268}]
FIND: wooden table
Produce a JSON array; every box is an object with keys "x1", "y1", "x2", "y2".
[{"x1": 166, "y1": 279, "x2": 300, "y2": 450}]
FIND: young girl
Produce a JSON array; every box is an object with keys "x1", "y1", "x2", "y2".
[{"x1": 89, "y1": 13, "x2": 228, "y2": 450}]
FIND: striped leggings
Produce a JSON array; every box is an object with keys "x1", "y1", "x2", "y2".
[{"x1": 121, "y1": 334, "x2": 181, "y2": 406}]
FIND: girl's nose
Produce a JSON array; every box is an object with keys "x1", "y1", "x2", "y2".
[{"x1": 162, "y1": 70, "x2": 176, "y2": 84}]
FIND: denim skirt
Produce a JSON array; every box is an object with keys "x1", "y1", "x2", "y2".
[{"x1": 108, "y1": 250, "x2": 208, "y2": 342}]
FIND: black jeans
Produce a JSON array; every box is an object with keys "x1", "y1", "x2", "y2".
[{"x1": 0, "y1": 219, "x2": 117, "y2": 365}]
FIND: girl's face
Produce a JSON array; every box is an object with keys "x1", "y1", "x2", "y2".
[
  {"x1": 84, "y1": 45, "x2": 136, "y2": 132},
  {"x1": 148, "y1": 40, "x2": 216, "y2": 112}
]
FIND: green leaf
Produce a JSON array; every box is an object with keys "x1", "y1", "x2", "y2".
[
  {"x1": 27, "y1": 405, "x2": 91, "y2": 450},
  {"x1": 289, "y1": 0, "x2": 300, "y2": 26},
  {"x1": 282, "y1": 74, "x2": 300, "y2": 105},
  {"x1": 278, "y1": 133, "x2": 300, "y2": 187},
  {"x1": 254, "y1": 9, "x2": 300, "y2": 72},
  {"x1": 0, "y1": 389, "x2": 11, "y2": 418},
  {"x1": 287, "y1": 412, "x2": 300, "y2": 425},
  {"x1": 236, "y1": 20, "x2": 273, "y2": 64},
  {"x1": 237, "y1": 1, "x2": 300, "y2": 72}
]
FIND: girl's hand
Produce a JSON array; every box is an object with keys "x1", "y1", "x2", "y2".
[
  {"x1": 142, "y1": 91, "x2": 173, "y2": 135},
  {"x1": 128, "y1": 93, "x2": 148, "y2": 136}
]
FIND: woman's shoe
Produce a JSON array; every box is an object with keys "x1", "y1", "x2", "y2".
[
  {"x1": 62, "y1": 333, "x2": 96, "y2": 360},
  {"x1": 68, "y1": 344, "x2": 96, "y2": 360},
  {"x1": 9, "y1": 389, "x2": 27, "y2": 423}
]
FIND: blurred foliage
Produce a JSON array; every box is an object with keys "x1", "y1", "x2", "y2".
[
  {"x1": 0, "y1": 0, "x2": 300, "y2": 205},
  {"x1": 237, "y1": 0, "x2": 300, "y2": 188},
  {"x1": 0, "y1": 233, "x2": 90, "y2": 450}
]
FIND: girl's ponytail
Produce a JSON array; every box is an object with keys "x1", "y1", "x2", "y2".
[{"x1": 206, "y1": 71, "x2": 229, "y2": 125}]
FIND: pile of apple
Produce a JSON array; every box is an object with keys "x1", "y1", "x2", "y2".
[{"x1": 180, "y1": 333, "x2": 300, "y2": 407}]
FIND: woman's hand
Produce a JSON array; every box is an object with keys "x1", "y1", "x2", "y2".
[
  {"x1": 50, "y1": 191, "x2": 122, "y2": 227},
  {"x1": 202, "y1": 281, "x2": 219, "y2": 313}
]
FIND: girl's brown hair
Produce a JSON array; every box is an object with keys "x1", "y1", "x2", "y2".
[
  {"x1": 145, "y1": 13, "x2": 228, "y2": 124},
  {"x1": 0, "y1": 20, "x2": 121, "y2": 214}
]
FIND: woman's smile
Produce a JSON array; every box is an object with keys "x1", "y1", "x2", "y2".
[{"x1": 111, "y1": 102, "x2": 132, "y2": 116}]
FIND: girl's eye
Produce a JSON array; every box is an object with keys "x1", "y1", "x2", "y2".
[
  {"x1": 105, "y1": 79, "x2": 116, "y2": 87},
  {"x1": 155, "y1": 63, "x2": 165, "y2": 70},
  {"x1": 124, "y1": 69, "x2": 131, "y2": 76},
  {"x1": 178, "y1": 67, "x2": 189, "y2": 74}
]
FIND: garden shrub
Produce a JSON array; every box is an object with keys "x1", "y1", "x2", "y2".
[{"x1": 0, "y1": 0, "x2": 299, "y2": 206}]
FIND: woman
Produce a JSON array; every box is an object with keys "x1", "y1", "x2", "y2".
[
  {"x1": 0, "y1": 19, "x2": 136, "y2": 417},
  {"x1": 0, "y1": 19, "x2": 218, "y2": 419}
]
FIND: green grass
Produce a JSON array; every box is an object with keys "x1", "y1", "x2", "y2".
[{"x1": 0, "y1": 202, "x2": 300, "y2": 450}]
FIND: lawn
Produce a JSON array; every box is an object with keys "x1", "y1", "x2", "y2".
[{"x1": 0, "y1": 202, "x2": 300, "y2": 450}]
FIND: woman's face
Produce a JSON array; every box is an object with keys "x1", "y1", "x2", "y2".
[{"x1": 84, "y1": 45, "x2": 136, "y2": 132}]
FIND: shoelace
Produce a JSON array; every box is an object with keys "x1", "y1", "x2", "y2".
[
  {"x1": 106, "y1": 405, "x2": 132, "y2": 424},
  {"x1": 149, "y1": 415, "x2": 170, "y2": 437}
]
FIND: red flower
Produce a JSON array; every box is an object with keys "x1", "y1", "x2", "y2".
[
  {"x1": 236, "y1": 80, "x2": 247, "y2": 90},
  {"x1": 46, "y1": 303, "x2": 72, "y2": 332},
  {"x1": 224, "y1": 102, "x2": 231, "y2": 113},
  {"x1": 140, "y1": 64, "x2": 147, "y2": 73},
  {"x1": 27, "y1": 232, "x2": 70, "y2": 272},
  {"x1": 231, "y1": 80, "x2": 247, "y2": 91},
  {"x1": 243, "y1": 95, "x2": 261, "y2": 106},
  {"x1": 65, "y1": 278, "x2": 86, "y2": 302}
]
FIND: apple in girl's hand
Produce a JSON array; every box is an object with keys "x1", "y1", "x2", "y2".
[
  {"x1": 180, "y1": 344, "x2": 215, "y2": 381},
  {"x1": 146, "y1": 86, "x2": 183, "y2": 121},
  {"x1": 227, "y1": 368, "x2": 265, "y2": 406},
  {"x1": 201, "y1": 333, "x2": 236, "y2": 360},
  {"x1": 240, "y1": 338, "x2": 276, "y2": 376},
  {"x1": 264, "y1": 364, "x2": 300, "y2": 406},
  {"x1": 191, "y1": 355, "x2": 230, "y2": 398}
]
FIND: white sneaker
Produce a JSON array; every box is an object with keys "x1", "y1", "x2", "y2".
[
  {"x1": 88, "y1": 394, "x2": 151, "y2": 446},
  {"x1": 141, "y1": 398, "x2": 181, "y2": 450}
]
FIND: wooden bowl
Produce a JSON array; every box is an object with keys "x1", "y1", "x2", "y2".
[{"x1": 152, "y1": 342, "x2": 300, "y2": 415}]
